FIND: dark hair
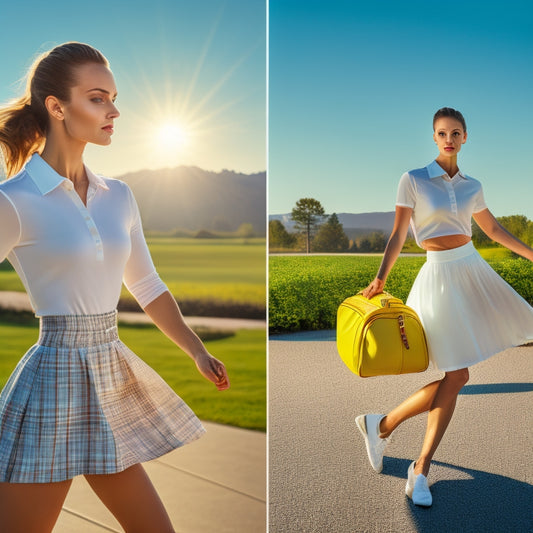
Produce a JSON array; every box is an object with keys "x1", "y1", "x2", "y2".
[
  {"x1": 433, "y1": 107, "x2": 467, "y2": 132},
  {"x1": 0, "y1": 42, "x2": 109, "y2": 177}
]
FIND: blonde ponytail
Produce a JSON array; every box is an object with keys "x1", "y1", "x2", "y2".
[{"x1": 0, "y1": 93, "x2": 46, "y2": 177}]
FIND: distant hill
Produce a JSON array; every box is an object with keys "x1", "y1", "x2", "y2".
[
  {"x1": 117, "y1": 166, "x2": 266, "y2": 234},
  {"x1": 270, "y1": 212, "x2": 397, "y2": 237}
]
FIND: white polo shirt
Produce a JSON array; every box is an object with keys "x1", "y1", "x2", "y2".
[
  {"x1": 396, "y1": 160, "x2": 488, "y2": 247},
  {"x1": 0, "y1": 153, "x2": 168, "y2": 316}
]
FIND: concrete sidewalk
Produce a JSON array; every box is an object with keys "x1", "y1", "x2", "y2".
[{"x1": 55, "y1": 422, "x2": 266, "y2": 533}]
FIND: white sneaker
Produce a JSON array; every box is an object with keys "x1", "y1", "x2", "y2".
[
  {"x1": 355, "y1": 414, "x2": 389, "y2": 473},
  {"x1": 405, "y1": 461, "x2": 432, "y2": 507}
]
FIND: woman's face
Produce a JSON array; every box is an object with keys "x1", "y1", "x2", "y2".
[
  {"x1": 60, "y1": 63, "x2": 120, "y2": 146},
  {"x1": 433, "y1": 116, "x2": 467, "y2": 158}
]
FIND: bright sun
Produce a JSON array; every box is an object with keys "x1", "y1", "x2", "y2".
[{"x1": 156, "y1": 122, "x2": 189, "y2": 151}]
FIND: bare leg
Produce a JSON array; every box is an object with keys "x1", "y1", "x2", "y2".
[
  {"x1": 379, "y1": 380, "x2": 442, "y2": 438},
  {"x1": 414, "y1": 368, "x2": 469, "y2": 476},
  {"x1": 85, "y1": 463, "x2": 175, "y2": 533},
  {"x1": 378, "y1": 368, "x2": 469, "y2": 477},
  {"x1": 0, "y1": 479, "x2": 72, "y2": 533}
]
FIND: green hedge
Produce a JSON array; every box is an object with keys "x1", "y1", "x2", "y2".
[{"x1": 269, "y1": 255, "x2": 533, "y2": 332}]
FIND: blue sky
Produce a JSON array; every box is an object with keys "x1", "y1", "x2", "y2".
[
  {"x1": 0, "y1": 0, "x2": 265, "y2": 178},
  {"x1": 269, "y1": 0, "x2": 533, "y2": 219}
]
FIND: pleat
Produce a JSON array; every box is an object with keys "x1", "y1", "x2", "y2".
[
  {"x1": 407, "y1": 242, "x2": 533, "y2": 371},
  {"x1": 0, "y1": 311, "x2": 204, "y2": 483}
]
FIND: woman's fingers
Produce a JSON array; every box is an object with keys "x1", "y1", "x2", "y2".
[
  {"x1": 361, "y1": 278, "x2": 384, "y2": 299},
  {"x1": 196, "y1": 354, "x2": 230, "y2": 390}
]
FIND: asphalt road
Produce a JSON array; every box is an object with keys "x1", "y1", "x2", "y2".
[{"x1": 269, "y1": 331, "x2": 533, "y2": 533}]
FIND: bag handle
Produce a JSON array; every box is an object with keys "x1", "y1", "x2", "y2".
[{"x1": 356, "y1": 290, "x2": 403, "y2": 308}]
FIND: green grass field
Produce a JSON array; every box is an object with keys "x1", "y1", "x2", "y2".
[
  {"x1": 0, "y1": 237, "x2": 266, "y2": 311},
  {"x1": 0, "y1": 320, "x2": 266, "y2": 431},
  {"x1": 269, "y1": 250, "x2": 533, "y2": 332}
]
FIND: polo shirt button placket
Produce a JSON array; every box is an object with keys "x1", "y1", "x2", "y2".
[
  {"x1": 444, "y1": 181, "x2": 458, "y2": 215},
  {"x1": 63, "y1": 181, "x2": 105, "y2": 262}
]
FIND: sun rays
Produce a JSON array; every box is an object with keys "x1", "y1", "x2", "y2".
[{"x1": 113, "y1": 9, "x2": 262, "y2": 172}]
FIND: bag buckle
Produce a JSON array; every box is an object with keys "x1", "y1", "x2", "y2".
[{"x1": 398, "y1": 315, "x2": 410, "y2": 349}]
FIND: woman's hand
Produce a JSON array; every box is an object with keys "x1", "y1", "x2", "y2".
[
  {"x1": 361, "y1": 277, "x2": 385, "y2": 300},
  {"x1": 194, "y1": 352, "x2": 230, "y2": 391}
]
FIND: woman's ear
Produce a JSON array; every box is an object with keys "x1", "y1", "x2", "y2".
[{"x1": 44, "y1": 95, "x2": 64, "y2": 121}]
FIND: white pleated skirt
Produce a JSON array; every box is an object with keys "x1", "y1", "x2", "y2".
[{"x1": 406, "y1": 241, "x2": 533, "y2": 372}]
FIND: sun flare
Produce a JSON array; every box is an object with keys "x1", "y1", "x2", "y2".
[{"x1": 156, "y1": 122, "x2": 190, "y2": 150}]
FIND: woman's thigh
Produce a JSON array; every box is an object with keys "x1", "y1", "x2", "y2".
[
  {"x1": 0, "y1": 479, "x2": 72, "y2": 533},
  {"x1": 84, "y1": 463, "x2": 175, "y2": 533}
]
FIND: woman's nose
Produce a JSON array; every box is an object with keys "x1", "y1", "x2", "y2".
[{"x1": 108, "y1": 104, "x2": 120, "y2": 118}]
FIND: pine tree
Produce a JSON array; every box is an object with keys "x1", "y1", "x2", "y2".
[
  {"x1": 291, "y1": 198, "x2": 326, "y2": 253},
  {"x1": 313, "y1": 213, "x2": 350, "y2": 252}
]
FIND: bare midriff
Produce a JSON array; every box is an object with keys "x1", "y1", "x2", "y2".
[{"x1": 421, "y1": 234, "x2": 471, "y2": 251}]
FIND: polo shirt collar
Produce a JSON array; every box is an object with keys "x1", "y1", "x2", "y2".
[
  {"x1": 25, "y1": 152, "x2": 109, "y2": 195},
  {"x1": 427, "y1": 160, "x2": 466, "y2": 180}
]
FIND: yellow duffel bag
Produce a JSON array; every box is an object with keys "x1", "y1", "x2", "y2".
[{"x1": 336, "y1": 291, "x2": 429, "y2": 377}]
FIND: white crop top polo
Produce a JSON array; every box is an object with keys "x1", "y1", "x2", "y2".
[
  {"x1": 0, "y1": 153, "x2": 168, "y2": 316},
  {"x1": 396, "y1": 160, "x2": 488, "y2": 247}
]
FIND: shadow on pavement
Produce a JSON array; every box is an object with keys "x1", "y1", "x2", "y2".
[
  {"x1": 459, "y1": 382, "x2": 533, "y2": 395},
  {"x1": 383, "y1": 457, "x2": 533, "y2": 533}
]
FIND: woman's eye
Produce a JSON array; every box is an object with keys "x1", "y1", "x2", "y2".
[{"x1": 91, "y1": 97, "x2": 104, "y2": 103}]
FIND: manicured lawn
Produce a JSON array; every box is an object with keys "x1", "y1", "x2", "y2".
[
  {"x1": 0, "y1": 237, "x2": 266, "y2": 307},
  {"x1": 0, "y1": 321, "x2": 266, "y2": 431}
]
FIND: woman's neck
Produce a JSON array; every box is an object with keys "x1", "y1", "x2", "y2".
[
  {"x1": 40, "y1": 138, "x2": 87, "y2": 186},
  {"x1": 435, "y1": 154, "x2": 459, "y2": 177}
]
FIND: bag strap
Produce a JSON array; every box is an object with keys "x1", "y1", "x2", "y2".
[{"x1": 398, "y1": 315, "x2": 410, "y2": 349}]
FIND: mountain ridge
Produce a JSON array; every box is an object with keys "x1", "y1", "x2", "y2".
[
  {"x1": 115, "y1": 166, "x2": 266, "y2": 234},
  {"x1": 269, "y1": 211, "x2": 397, "y2": 236}
]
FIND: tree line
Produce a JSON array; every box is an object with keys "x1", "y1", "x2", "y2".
[{"x1": 270, "y1": 197, "x2": 533, "y2": 253}]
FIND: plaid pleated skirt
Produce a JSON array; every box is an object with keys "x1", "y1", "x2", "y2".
[
  {"x1": 407, "y1": 241, "x2": 533, "y2": 372},
  {"x1": 0, "y1": 311, "x2": 205, "y2": 483}
]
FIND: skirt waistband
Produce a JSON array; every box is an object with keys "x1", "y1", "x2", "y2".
[
  {"x1": 425, "y1": 241, "x2": 477, "y2": 264},
  {"x1": 38, "y1": 310, "x2": 119, "y2": 347}
]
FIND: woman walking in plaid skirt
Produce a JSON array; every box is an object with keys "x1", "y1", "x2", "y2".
[{"x1": 0, "y1": 42, "x2": 229, "y2": 532}]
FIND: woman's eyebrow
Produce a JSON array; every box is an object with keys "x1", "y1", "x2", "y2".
[{"x1": 86, "y1": 88, "x2": 118, "y2": 96}]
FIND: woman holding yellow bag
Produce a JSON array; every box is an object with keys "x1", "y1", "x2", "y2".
[{"x1": 356, "y1": 107, "x2": 533, "y2": 507}]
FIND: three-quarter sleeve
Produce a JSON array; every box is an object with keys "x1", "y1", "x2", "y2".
[
  {"x1": 0, "y1": 190, "x2": 22, "y2": 262},
  {"x1": 396, "y1": 172, "x2": 416, "y2": 208},
  {"x1": 122, "y1": 186, "x2": 169, "y2": 308}
]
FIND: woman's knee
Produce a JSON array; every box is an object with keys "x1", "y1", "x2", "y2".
[{"x1": 445, "y1": 367, "x2": 469, "y2": 389}]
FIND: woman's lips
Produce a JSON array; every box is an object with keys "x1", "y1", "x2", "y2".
[
  {"x1": 102, "y1": 125, "x2": 114, "y2": 133},
  {"x1": 444, "y1": 147, "x2": 454, "y2": 151}
]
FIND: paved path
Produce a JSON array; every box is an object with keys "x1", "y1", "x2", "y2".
[
  {"x1": 0, "y1": 291, "x2": 266, "y2": 331},
  {"x1": 55, "y1": 422, "x2": 266, "y2": 532},
  {"x1": 269, "y1": 331, "x2": 533, "y2": 533}
]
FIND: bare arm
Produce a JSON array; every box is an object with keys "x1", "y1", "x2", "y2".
[
  {"x1": 143, "y1": 291, "x2": 230, "y2": 391},
  {"x1": 361, "y1": 206, "x2": 413, "y2": 299},
  {"x1": 473, "y1": 209, "x2": 533, "y2": 262}
]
